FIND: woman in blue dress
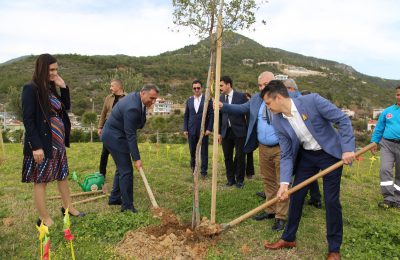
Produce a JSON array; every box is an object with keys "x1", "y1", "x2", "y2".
[{"x1": 21, "y1": 54, "x2": 84, "y2": 227}]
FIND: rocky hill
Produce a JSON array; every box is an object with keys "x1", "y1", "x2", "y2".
[{"x1": 1, "y1": 32, "x2": 398, "y2": 118}]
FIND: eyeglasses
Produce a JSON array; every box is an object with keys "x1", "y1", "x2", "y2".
[{"x1": 193, "y1": 87, "x2": 201, "y2": 90}]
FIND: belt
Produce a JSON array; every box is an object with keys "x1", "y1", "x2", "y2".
[
  {"x1": 385, "y1": 138, "x2": 400, "y2": 144},
  {"x1": 260, "y1": 143, "x2": 279, "y2": 148}
]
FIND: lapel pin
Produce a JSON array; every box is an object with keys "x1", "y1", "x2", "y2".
[{"x1": 302, "y1": 114, "x2": 308, "y2": 121}]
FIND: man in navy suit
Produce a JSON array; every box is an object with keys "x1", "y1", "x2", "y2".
[
  {"x1": 183, "y1": 79, "x2": 214, "y2": 178},
  {"x1": 219, "y1": 76, "x2": 248, "y2": 188},
  {"x1": 219, "y1": 71, "x2": 289, "y2": 231},
  {"x1": 102, "y1": 84, "x2": 159, "y2": 213},
  {"x1": 261, "y1": 80, "x2": 355, "y2": 260}
]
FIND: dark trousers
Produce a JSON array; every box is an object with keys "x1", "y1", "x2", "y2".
[
  {"x1": 308, "y1": 180, "x2": 321, "y2": 202},
  {"x1": 282, "y1": 149, "x2": 343, "y2": 253},
  {"x1": 222, "y1": 127, "x2": 246, "y2": 184},
  {"x1": 245, "y1": 152, "x2": 255, "y2": 177},
  {"x1": 99, "y1": 144, "x2": 110, "y2": 176},
  {"x1": 234, "y1": 152, "x2": 254, "y2": 177},
  {"x1": 188, "y1": 134, "x2": 209, "y2": 175},
  {"x1": 107, "y1": 150, "x2": 135, "y2": 211}
]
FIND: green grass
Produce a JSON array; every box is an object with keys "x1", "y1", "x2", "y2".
[{"x1": 1, "y1": 143, "x2": 399, "y2": 259}]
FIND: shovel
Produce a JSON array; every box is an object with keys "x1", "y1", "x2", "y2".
[{"x1": 220, "y1": 142, "x2": 377, "y2": 230}]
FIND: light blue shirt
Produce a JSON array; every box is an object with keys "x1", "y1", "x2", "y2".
[
  {"x1": 257, "y1": 102, "x2": 279, "y2": 146},
  {"x1": 371, "y1": 104, "x2": 400, "y2": 143}
]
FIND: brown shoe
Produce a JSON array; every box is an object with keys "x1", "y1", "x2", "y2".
[
  {"x1": 327, "y1": 252, "x2": 341, "y2": 260},
  {"x1": 264, "y1": 239, "x2": 296, "y2": 250}
]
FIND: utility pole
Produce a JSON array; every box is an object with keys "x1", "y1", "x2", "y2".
[{"x1": 90, "y1": 98, "x2": 94, "y2": 142}]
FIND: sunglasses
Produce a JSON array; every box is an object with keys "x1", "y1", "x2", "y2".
[{"x1": 193, "y1": 87, "x2": 201, "y2": 90}]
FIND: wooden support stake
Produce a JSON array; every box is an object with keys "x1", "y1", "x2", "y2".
[
  {"x1": 72, "y1": 194, "x2": 108, "y2": 206},
  {"x1": 221, "y1": 143, "x2": 377, "y2": 230},
  {"x1": 48, "y1": 190, "x2": 102, "y2": 200},
  {"x1": 211, "y1": 0, "x2": 224, "y2": 224}
]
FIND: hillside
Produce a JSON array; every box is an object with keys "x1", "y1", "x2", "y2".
[{"x1": 0, "y1": 32, "x2": 399, "y2": 117}]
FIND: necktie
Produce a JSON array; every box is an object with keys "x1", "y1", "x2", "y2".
[
  {"x1": 225, "y1": 94, "x2": 229, "y2": 104},
  {"x1": 264, "y1": 106, "x2": 272, "y2": 125}
]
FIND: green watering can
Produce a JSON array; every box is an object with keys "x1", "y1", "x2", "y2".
[{"x1": 72, "y1": 171, "x2": 105, "y2": 192}]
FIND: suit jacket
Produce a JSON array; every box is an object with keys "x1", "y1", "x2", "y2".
[
  {"x1": 21, "y1": 83, "x2": 71, "y2": 158},
  {"x1": 183, "y1": 95, "x2": 214, "y2": 136},
  {"x1": 272, "y1": 94, "x2": 355, "y2": 183},
  {"x1": 98, "y1": 92, "x2": 127, "y2": 129},
  {"x1": 219, "y1": 91, "x2": 248, "y2": 138},
  {"x1": 101, "y1": 92, "x2": 146, "y2": 161},
  {"x1": 220, "y1": 94, "x2": 263, "y2": 153}
]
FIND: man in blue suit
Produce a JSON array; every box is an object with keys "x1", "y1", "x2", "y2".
[
  {"x1": 219, "y1": 76, "x2": 248, "y2": 188},
  {"x1": 102, "y1": 84, "x2": 159, "y2": 213},
  {"x1": 261, "y1": 80, "x2": 355, "y2": 260},
  {"x1": 183, "y1": 79, "x2": 214, "y2": 178},
  {"x1": 219, "y1": 71, "x2": 288, "y2": 231}
]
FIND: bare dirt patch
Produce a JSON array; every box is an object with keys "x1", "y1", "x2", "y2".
[{"x1": 116, "y1": 208, "x2": 222, "y2": 259}]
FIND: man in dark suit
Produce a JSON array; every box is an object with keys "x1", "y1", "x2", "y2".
[
  {"x1": 101, "y1": 84, "x2": 159, "y2": 213},
  {"x1": 219, "y1": 76, "x2": 248, "y2": 188},
  {"x1": 261, "y1": 80, "x2": 355, "y2": 260},
  {"x1": 183, "y1": 79, "x2": 214, "y2": 178}
]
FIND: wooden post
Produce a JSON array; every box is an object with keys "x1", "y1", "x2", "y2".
[
  {"x1": 221, "y1": 143, "x2": 377, "y2": 230},
  {"x1": 72, "y1": 194, "x2": 108, "y2": 205},
  {"x1": 48, "y1": 190, "x2": 103, "y2": 200},
  {"x1": 139, "y1": 167, "x2": 159, "y2": 208},
  {"x1": 211, "y1": 0, "x2": 224, "y2": 224}
]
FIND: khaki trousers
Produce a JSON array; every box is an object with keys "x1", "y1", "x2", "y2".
[{"x1": 259, "y1": 144, "x2": 289, "y2": 219}]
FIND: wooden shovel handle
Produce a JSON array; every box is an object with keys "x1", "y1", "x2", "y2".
[
  {"x1": 139, "y1": 167, "x2": 159, "y2": 208},
  {"x1": 222, "y1": 142, "x2": 377, "y2": 230}
]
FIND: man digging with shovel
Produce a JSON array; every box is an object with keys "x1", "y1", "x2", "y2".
[{"x1": 260, "y1": 80, "x2": 356, "y2": 260}]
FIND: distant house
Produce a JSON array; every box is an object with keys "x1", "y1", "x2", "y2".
[
  {"x1": 242, "y1": 59, "x2": 254, "y2": 67},
  {"x1": 368, "y1": 120, "x2": 377, "y2": 132},
  {"x1": 341, "y1": 109, "x2": 355, "y2": 119},
  {"x1": 151, "y1": 98, "x2": 173, "y2": 115},
  {"x1": 372, "y1": 109, "x2": 384, "y2": 119},
  {"x1": 68, "y1": 112, "x2": 82, "y2": 129},
  {"x1": 275, "y1": 74, "x2": 288, "y2": 80}
]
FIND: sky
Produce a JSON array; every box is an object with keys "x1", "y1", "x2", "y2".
[{"x1": 0, "y1": 0, "x2": 399, "y2": 80}]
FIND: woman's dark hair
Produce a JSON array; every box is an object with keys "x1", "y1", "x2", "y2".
[{"x1": 32, "y1": 54, "x2": 58, "y2": 116}]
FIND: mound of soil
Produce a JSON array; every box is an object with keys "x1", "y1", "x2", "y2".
[{"x1": 116, "y1": 208, "x2": 221, "y2": 259}]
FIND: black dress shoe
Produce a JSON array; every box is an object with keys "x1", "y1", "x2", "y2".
[
  {"x1": 108, "y1": 200, "x2": 122, "y2": 205},
  {"x1": 225, "y1": 182, "x2": 236, "y2": 187},
  {"x1": 252, "y1": 212, "x2": 275, "y2": 221},
  {"x1": 271, "y1": 218, "x2": 286, "y2": 231},
  {"x1": 256, "y1": 191, "x2": 266, "y2": 199},
  {"x1": 121, "y1": 207, "x2": 138, "y2": 213},
  {"x1": 236, "y1": 182, "x2": 244, "y2": 189},
  {"x1": 36, "y1": 218, "x2": 43, "y2": 227},
  {"x1": 308, "y1": 200, "x2": 322, "y2": 209},
  {"x1": 61, "y1": 207, "x2": 86, "y2": 217}
]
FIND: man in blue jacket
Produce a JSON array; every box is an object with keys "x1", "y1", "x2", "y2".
[
  {"x1": 219, "y1": 71, "x2": 288, "y2": 231},
  {"x1": 183, "y1": 79, "x2": 214, "y2": 178},
  {"x1": 371, "y1": 86, "x2": 400, "y2": 209},
  {"x1": 102, "y1": 84, "x2": 159, "y2": 213},
  {"x1": 261, "y1": 80, "x2": 355, "y2": 260}
]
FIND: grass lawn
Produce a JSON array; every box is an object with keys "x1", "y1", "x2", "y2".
[{"x1": 0, "y1": 143, "x2": 399, "y2": 259}]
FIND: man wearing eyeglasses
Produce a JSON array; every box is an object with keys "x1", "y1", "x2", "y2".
[
  {"x1": 183, "y1": 79, "x2": 214, "y2": 178},
  {"x1": 218, "y1": 71, "x2": 288, "y2": 231}
]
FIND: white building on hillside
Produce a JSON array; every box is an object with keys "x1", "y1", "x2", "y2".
[
  {"x1": 152, "y1": 98, "x2": 173, "y2": 115},
  {"x1": 373, "y1": 109, "x2": 384, "y2": 119},
  {"x1": 275, "y1": 74, "x2": 288, "y2": 80}
]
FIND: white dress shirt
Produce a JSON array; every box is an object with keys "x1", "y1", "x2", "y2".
[
  {"x1": 194, "y1": 94, "x2": 202, "y2": 113},
  {"x1": 225, "y1": 90, "x2": 233, "y2": 126},
  {"x1": 282, "y1": 99, "x2": 322, "y2": 151}
]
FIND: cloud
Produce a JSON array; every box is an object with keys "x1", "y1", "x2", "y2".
[{"x1": 0, "y1": 0, "x2": 399, "y2": 79}]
